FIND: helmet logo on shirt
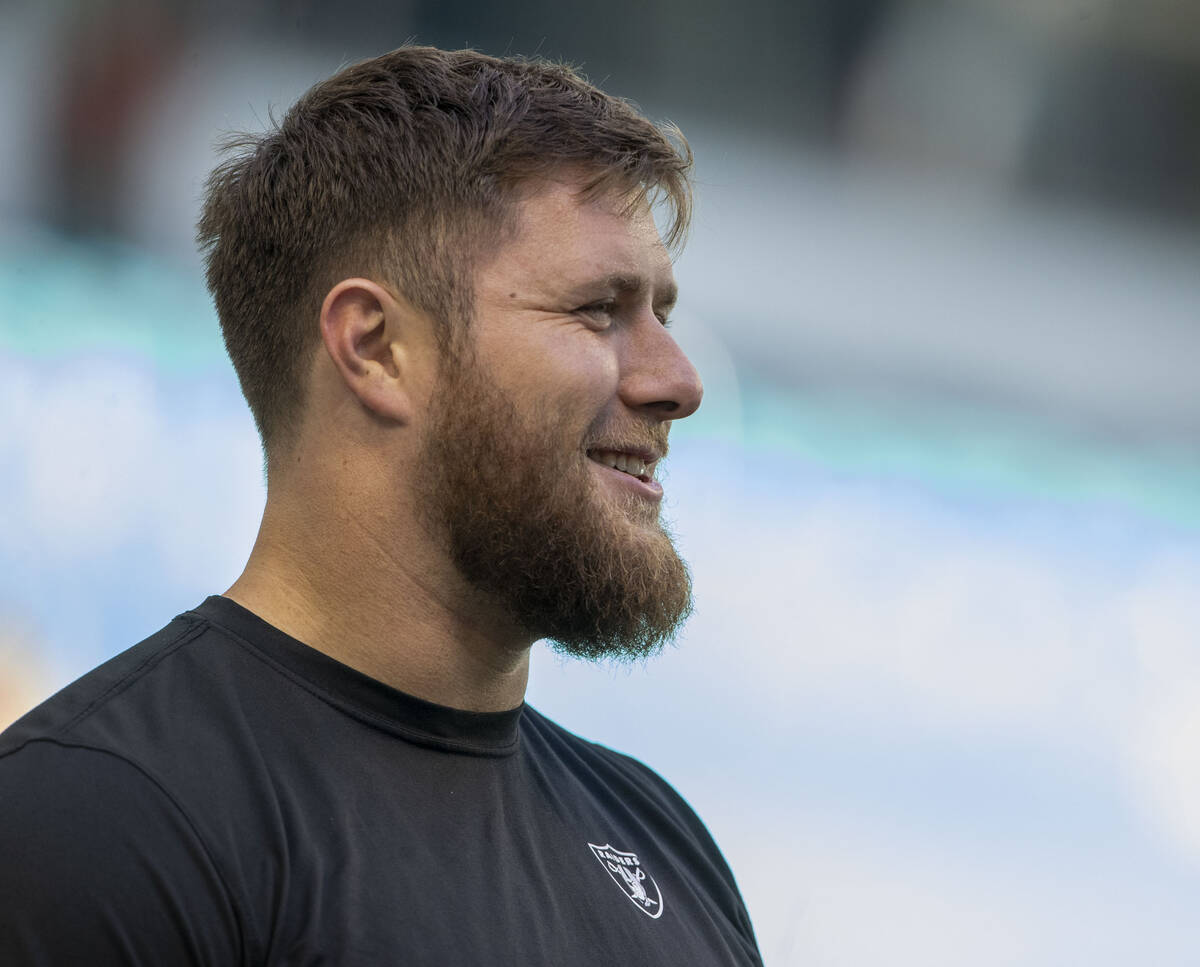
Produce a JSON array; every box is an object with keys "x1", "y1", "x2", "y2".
[{"x1": 587, "y1": 842, "x2": 664, "y2": 919}]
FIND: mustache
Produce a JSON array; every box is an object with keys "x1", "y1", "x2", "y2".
[{"x1": 585, "y1": 424, "x2": 671, "y2": 460}]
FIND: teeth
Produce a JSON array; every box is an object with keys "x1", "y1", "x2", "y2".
[{"x1": 591, "y1": 449, "x2": 649, "y2": 478}]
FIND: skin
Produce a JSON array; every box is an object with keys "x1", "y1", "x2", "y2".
[{"x1": 225, "y1": 175, "x2": 703, "y2": 712}]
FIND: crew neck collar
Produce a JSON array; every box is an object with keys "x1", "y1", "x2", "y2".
[{"x1": 190, "y1": 595, "x2": 524, "y2": 757}]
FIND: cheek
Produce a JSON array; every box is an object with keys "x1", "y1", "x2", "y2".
[
  {"x1": 555, "y1": 354, "x2": 620, "y2": 433},
  {"x1": 506, "y1": 335, "x2": 621, "y2": 413},
  {"x1": 559, "y1": 346, "x2": 619, "y2": 398}
]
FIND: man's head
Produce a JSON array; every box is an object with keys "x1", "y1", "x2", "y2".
[
  {"x1": 199, "y1": 48, "x2": 702, "y2": 659},
  {"x1": 197, "y1": 46, "x2": 692, "y2": 463}
]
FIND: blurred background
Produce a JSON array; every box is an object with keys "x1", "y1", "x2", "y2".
[{"x1": 3, "y1": 0, "x2": 1200, "y2": 962}]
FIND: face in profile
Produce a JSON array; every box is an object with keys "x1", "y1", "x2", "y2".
[{"x1": 417, "y1": 178, "x2": 703, "y2": 660}]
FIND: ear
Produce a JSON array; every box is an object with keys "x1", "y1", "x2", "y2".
[{"x1": 319, "y1": 278, "x2": 424, "y2": 425}]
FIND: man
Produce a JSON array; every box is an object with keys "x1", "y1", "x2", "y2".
[{"x1": 0, "y1": 47, "x2": 761, "y2": 965}]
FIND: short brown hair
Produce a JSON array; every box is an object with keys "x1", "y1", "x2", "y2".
[{"x1": 197, "y1": 46, "x2": 693, "y2": 461}]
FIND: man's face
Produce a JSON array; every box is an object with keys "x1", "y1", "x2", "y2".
[{"x1": 417, "y1": 177, "x2": 704, "y2": 660}]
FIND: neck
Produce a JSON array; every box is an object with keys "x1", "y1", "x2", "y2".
[{"x1": 226, "y1": 477, "x2": 533, "y2": 713}]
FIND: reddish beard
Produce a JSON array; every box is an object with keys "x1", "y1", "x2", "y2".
[{"x1": 417, "y1": 349, "x2": 693, "y2": 661}]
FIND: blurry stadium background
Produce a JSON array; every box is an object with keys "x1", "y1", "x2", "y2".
[{"x1": 3, "y1": 1, "x2": 1200, "y2": 963}]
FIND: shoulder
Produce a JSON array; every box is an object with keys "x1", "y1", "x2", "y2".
[
  {"x1": 520, "y1": 705, "x2": 761, "y2": 957},
  {"x1": 1, "y1": 598, "x2": 287, "y2": 770},
  {"x1": 0, "y1": 739, "x2": 244, "y2": 965},
  {"x1": 0, "y1": 610, "x2": 206, "y2": 751},
  {"x1": 0, "y1": 601, "x2": 286, "y2": 964},
  {"x1": 521, "y1": 705, "x2": 684, "y2": 791},
  {"x1": 519, "y1": 705, "x2": 728, "y2": 862},
  {"x1": 0, "y1": 609, "x2": 224, "y2": 763},
  {"x1": 0, "y1": 606, "x2": 268, "y2": 856},
  {"x1": 0, "y1": 598, "x2": 312, "y2": 854}
]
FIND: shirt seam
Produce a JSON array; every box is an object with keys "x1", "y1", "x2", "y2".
[
  {"x1": 0, "y1": 737, "x2": 255, "y2": 965},
  {"x1": 57, "y1": 616, "x2": 208, "y2": 737}
]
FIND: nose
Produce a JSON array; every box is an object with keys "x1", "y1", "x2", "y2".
[{"x1": 618, "y1": 312, "x2": 704, "y2": 421}]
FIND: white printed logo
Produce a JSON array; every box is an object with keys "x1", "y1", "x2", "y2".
[{"x1": 587, "y1": 842, "x2": 664, "y2": 919}]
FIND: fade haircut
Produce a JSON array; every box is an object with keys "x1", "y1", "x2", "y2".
[{"x1": 197, "y1": 46, "x2": 693, "y2": 463}]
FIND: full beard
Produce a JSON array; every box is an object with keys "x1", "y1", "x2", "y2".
[{"x1": 417, "y1": 352, "x2": 693, "y2": 662}]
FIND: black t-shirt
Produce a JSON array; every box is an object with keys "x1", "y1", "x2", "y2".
[{"x1": 0, "y1": 596, "x2": 761, "y2": 965}]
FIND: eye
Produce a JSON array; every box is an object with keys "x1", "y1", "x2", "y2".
[{"x1": 575, "y1": 301, "x2": 617, "y2": 327}]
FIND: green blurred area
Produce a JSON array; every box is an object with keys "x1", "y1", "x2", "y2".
[{"x1": 0, "y1": 227, "x2": 223, "y2": 371}]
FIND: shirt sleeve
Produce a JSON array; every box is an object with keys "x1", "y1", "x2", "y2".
[{"x1": 0, "y1": 740, "x2": 243, "y2": 966}]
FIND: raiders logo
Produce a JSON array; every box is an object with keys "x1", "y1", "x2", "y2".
[{"x1": 587, "y1": 842, "x2": 665, "y2": 919}]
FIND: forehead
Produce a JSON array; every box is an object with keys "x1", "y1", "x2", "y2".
[{"x1": 479, "y1": 178, "x2": 675, "y2": 296}]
